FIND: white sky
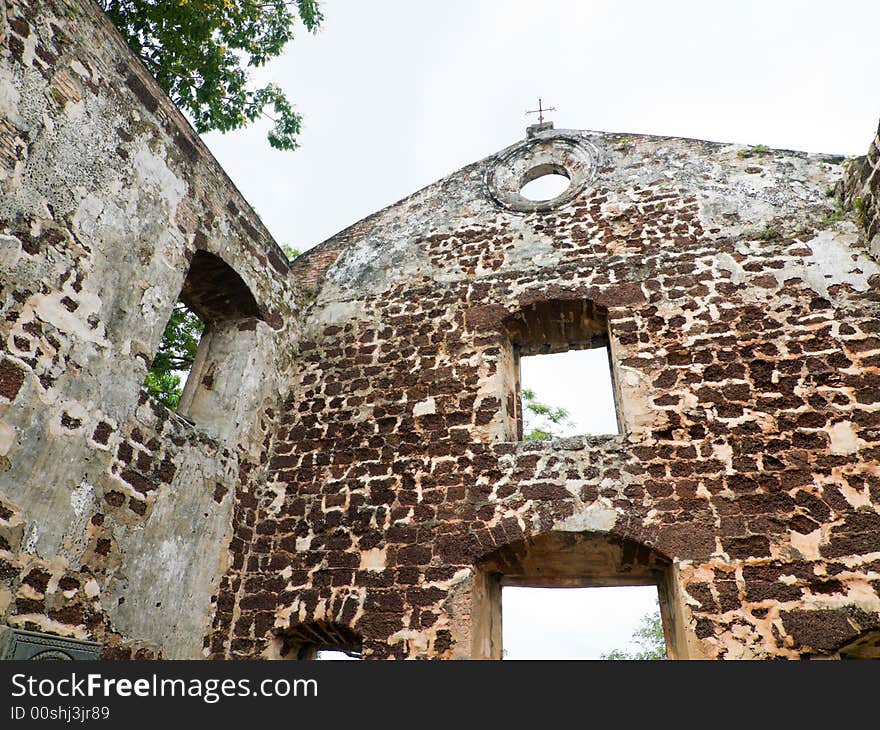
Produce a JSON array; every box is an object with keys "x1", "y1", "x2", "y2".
[
  {"x1": 521, "y1": 174, "x2": 572, "y2": 202},
  {"x1": 521, "y1": 348, "x2": 620, "y2": 437},
  {"x1": 503, "y1": 586, "x2": 661, "y2": 659},
  {"x1": 196, "y1": 1, "x2": 880, "y2": 658},
  {"x1": 202, "y1": 0, "x2": 880, "y2": 252}
]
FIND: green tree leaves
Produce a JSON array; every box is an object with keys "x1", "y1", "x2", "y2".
[
  {"x1": 145, "y1": 302, "x2": 204, "y2": 409},
  {"x1": 100, "y1": 0, "x2": 323, "y2": 149},
  {"x1": 280, "y1": 243, "x2": 301, "y2": 260},
  {"x1": 522, "y1": 387, "x2": 572, "y2": 441},
  {"x1": 143, "y1": 369, "x2": 185, "y2": 410},
  {"x1": 601, "y1": 604, "x2": 667, "y2": 660}
]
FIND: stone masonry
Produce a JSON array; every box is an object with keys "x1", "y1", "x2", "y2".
[
  {"x1": 4, "y1": 0, "x2": 880, "y2": 659},
  {"x1": 0, "y1": 0, "x2": 302, "y2": 658}
]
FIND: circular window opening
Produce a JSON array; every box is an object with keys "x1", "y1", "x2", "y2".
[{"x1": 519, "y1": 164, "x2": 571, "y2": 202}]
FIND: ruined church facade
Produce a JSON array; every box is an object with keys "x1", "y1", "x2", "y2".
[{"x1": 2, "y1": 0, "x2": 880, "y2": 660}]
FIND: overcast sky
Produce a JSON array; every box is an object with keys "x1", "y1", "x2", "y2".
[
  {"x1": 199, "y1": 1, "x2": 880, "y2": 658},
  {"x1": 503, "y1": 586, "x2": 661, "y2": 659},
  {"x1": 202, "y1": 0, "x2": 880, "y2": 253}
]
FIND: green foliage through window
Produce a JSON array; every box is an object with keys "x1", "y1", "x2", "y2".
[
  {"x1": 145, "y1": 302, "x2": 204, "y2": 409},
  {"x1": 522, "y1": 387, "x2": 572, "y2": 441},
  {"x1": 99, "y1": 0, "x2": 323, "y2": 149},
  {"x1": 601, "y1": 602, "x2": 667, "y2": 660}
]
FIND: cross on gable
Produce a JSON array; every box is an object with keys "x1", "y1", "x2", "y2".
[{"x1": 526, "y1": 97, "x2": 556, "y2": 125}]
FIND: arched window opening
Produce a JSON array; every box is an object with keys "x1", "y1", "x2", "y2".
[
  {"x1": 144, "y1": 301, "x2": 204, "y2": 411},
  {"x1": 274, "y1": 622, "x2": 363, "y2": 661},
  {"x1": 144, "y1": 251, "x2": 262, "y2": 428},
  {"x1": 502, "y1": 585, "x2": 664, "y2": 659},
  {"x1": 519, "y1": 165, "x2": 571, "y2": 202}
]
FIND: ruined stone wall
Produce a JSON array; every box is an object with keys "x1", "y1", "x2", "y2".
[
  {"x1": 0, "y1": 0, "x2": 301, "y2": 658},
  {"x1": 5, "y1": 0, "x2": 880, "y2": 663},
  {"x1": 844, "y1": 120, "x2": 880, "y2": 262},
  {"x1": 212, "y1": 129, "x2": 880, "y2": 660}
]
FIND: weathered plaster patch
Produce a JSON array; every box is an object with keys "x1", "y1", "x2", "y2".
[
  {"x1": 413, "y1": 397, "x2": 436, "y2": 417},
  {"x1": 828, "y1": 421, "x2": 865, "y2": 455},
  {"x1": 0, "y1": 65, "x2": 23, "y2": 127},
  {"x1": 131, "y1": 147, "x2": 187, "y2": 224},
  {"x1": 712, "y1": 441, "x2": 734, "y2": 473},
  {"x1": 69, "y1": 481, "x2": 93, "y2": 518},
  {"x1": 715, "y1": 252, "x2": 746, "y2": 286},
  {"x1": 0, "y1": 234, "x2": 22, "y2": 268},
  {"x1": 503, "y1": 230, "x2": 561, "y2": 269},
  {"x1": 22, "y1": 524, "x2": 39, "y2": 554},
  {"x1": 790, "y1": 528, "x2": 822, "y2": 560},
  {"x1": 0, "y1": 588, "x2": 12, "y2": 614},
  {"x1": 775, "y1": 228, "x2": 880, "y2": 297},
  {"x1": 359, "y1": 548, "x2": 386, "y2": 570},
  {"x1": 264, "y1": 482, "x2": 286, "y2": 516},
  {"x1": 33, "y1": 293, "x2": 109, "y2": 347},
  {"x1": 0, "y1": 420, "x2": 15, "y2": 456},
  {"x1": 617, "y1": 367, "x2": 659, "y2": 432},
  {"x1": 838, "y1": 482, "x2": 872, "y2": 511},
  {"x1": 140, "y1": 286, "x2": 167, "y2": 325},
  {"x1": 553, "y1": 505, "x2": 618, "y2": 533},
  {"x1": 83, "y1": 579, "x2": 100, "y2": 600},
  {"x1": 310, "y1": 298, "x2": 367, "y2": 328}
]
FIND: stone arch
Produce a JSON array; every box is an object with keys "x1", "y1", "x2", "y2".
[
  {"x1": 839, "y1": 629, "x2": 880, "y2": 659},
  {"x1": 502, "y1": 298, "x2": 610, "y2": 355},
  {"x1": 470, "y1": 530, "x2": 690, "y2": 659},
  {"x1": 179, "y1": 250, "x2": 262, "y2": 325},
  {"x1": 269, "y1": 621, "x2": 363, "y2": 660},
  {"x1": 158, "y1": 250, "x2": 268, "y2": 436}
]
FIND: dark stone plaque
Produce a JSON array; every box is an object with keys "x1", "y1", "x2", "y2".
[{"x1": 0, "y1": 627, "x2": 102, "y2": 660}]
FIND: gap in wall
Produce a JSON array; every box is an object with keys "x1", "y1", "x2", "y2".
[
  {"x1": 144, "y1": 301, "x2": 205, "y2": 412},
  {"x1": 520, "y1": 173, "x2": 571, "y2": 201},
  {"x1": 520, "y1": 347, "x2": 619, "y2": 438},
  {"x1": 315, "y1": 650, "x2": 361, "y2": 661},
  {"x1": 501, "y1": 585, "x2": 663, "y2": 659}
]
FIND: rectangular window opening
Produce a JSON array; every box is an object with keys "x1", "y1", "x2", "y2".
[
  {"x1": 501, "y1": 584, "x2": 666, "y2": 660},
  {"x1": 144, "y1": 300, "x2": 205, "y2": 414},
  {"x1": 519, "y1": 346, "x2": 620, "y2": 440}
]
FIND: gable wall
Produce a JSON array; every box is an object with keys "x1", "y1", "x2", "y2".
[{"x1": 214, "y1": 129, "x2": 880, "y2": 659}]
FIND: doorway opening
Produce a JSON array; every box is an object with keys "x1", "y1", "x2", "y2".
[
  {"x1": 472, "y1": 531, "x2": 685, "y2": 659},
  {"x1": 315, "y1": 649, "x2": 362, "y2": 661},
  {"x1": 502, "y1": 584, "x2": 664, "y2": 659}
]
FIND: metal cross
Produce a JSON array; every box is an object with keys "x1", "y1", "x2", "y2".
[{"x1": 526, "y1": 98, "x2": 556, "y2": 125}]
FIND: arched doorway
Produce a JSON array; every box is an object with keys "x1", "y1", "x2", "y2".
[{"x1": 471, "y1": 531, "x2": 690, "y2": 659}]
